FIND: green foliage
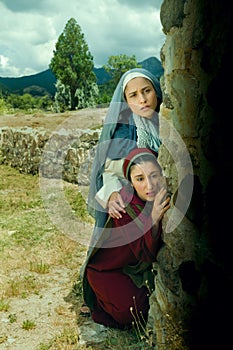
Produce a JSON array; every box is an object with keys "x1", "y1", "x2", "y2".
[
  {"x1": 3, "y1": 93, "x2": 52, "y2": 112},
  {"x1": 75, "y1": 81, "x2": 99, "y2": 109},
  {"x1": 53, "y1": 79, "x2": 71, "y2": 112},
  {"x1": 22, "y1": 319, "x2": 36, "y2": 330},
  {"x1": 8, "y1": 314, "x2": 17, "y2": 323},
  {"x1": 49, "y1": 18, "x2": 98, "y2": 110},
  {"x1": 0, "y1": 97, "x2": 6, "y2": 113},
  {"x1": 0, "y1": 298, "x2": 10, "y2": 311},
  {"x1": 103, "y1": 54, "x2": 141, "y2": 94},
  {"x1": 96, "y1": 84, "x2": 112, "y2": 105},
  {"x1": 37, "y1": 95, "x2": 52, "y2": 110},
  {"x1": 54, "y1": 78, "x2": 99, "y2": 112}
]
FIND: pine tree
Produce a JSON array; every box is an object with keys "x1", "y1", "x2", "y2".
[{"x1": 50, "y1": 18, "x2": 98, "y2": 110}]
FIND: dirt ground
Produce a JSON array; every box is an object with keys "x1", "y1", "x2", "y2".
[
  {"x1": 0, "y1": 108, "x2": 153, "y2": 350},
  {"x1": 0, "y1": 262, "x2": 87, "y2": 349},
  {"x1": 0, "y1": 107, "x2": 119, "y2": 350},
  {"x1": 0, "y1": 107, "x2": 108, "y2": 131}
]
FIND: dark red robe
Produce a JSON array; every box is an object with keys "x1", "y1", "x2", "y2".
[{"x1": 86, "y1": 185, "x2": 161, "y2": 329}]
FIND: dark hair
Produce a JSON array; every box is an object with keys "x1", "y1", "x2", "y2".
[
  {"x1": 128, "y1": 154, "x2": 162, "y2": 182},
  {"x1": 155, "y1": 97, "x2": 162, "y2": 113}
]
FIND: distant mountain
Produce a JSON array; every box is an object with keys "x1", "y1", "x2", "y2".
[
  {"x1": 94, "y1": 56, "x2": 164, "y2": 86},
  {"x1": 0, "y1": 56, "x2": 164, "y2": 97},
  {"x1": 139, "y1": 56, "x2": 164, "y2": 79},
  {"x1": 0, "y1": 69, "x2": 57, "y2": 97}
]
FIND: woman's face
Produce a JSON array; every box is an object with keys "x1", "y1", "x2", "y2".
[
  {"x1": 130, "y1": 161, "x2": 163, "y2": 202},
  {"x1": 124, "y1": 77, "x2": 158, "y2": 119}
]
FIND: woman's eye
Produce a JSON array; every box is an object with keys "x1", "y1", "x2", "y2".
[
  {"x1": 137, "y1": 177, "x2": 144, "y2": 182},
  {"x1": 129, "y1": 93, "x2": 136, "y2": 98},
  {"x1": 151, "y1": 173, "x2": 162, "y2": 180}
]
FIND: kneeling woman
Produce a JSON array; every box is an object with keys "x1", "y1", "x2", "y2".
[{"x1": 81, "y1": 148, "x2": 170, "y2": 329}]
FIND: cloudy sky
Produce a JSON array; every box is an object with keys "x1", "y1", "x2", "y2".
[{"x1": 0, "y1": 0, "x2": 165, "y2": 78}]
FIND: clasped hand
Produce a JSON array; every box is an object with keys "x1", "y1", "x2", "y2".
[{"x1": 107, "y1": 191, "x2": 126, "y2": 219}]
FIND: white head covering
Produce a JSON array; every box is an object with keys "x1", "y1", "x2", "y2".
[{"x1": 122, "y1": 72, "x2": 154, "y2": 93}]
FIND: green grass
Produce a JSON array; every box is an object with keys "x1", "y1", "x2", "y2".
[
  {"x1": 0, "y1": 298, "x2": 10, "y2": 312},
  {"x1": 22, "y1": 319, "x2": 36, "y2": 330},
  {"x1": 0, "y1": 164, "x2": 152, "y2": 349}
]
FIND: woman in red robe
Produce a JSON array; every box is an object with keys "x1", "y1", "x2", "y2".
[{"x1": 81, "y1": 148, "x2": 170, "y2": 329}]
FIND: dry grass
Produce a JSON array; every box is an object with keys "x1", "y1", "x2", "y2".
[
  {"x1": 0, "y1": 107, "x2": 107, "y2": 131},
  {"x1": 0, "y1": 164, "x2": 151, "y2": 349}
]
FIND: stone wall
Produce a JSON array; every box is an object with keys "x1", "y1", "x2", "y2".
[
  {"x1": 0, "y1": 126, "x2": 101, "y2": 185},
  {"x1": 151, "y1": 1, "x2": 233, "y2": 349},
  {"x1": 1, "y1": 2, "x2": 233, "y2": 348}
]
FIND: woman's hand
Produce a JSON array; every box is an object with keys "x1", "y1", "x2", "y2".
[
  {"x1": 151, "y1": 187, "x2": 171, "y2": 225},
  {"x1": 107, "y1": 191, "x2": 126, "y2": 219}
]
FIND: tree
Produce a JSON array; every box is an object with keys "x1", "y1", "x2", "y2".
[
  {"x1": 103, "y1": 54, "x2": 141, "y2": 93},
  {"x1": 53, "y1": 79, "x2": 72, "y2": 112},
  {"x1": 53, "y1": 79, "x2": 98, "y2": 112},
  {"x1": 49, "y1": 18, "x2": 98, "y2": 110}
]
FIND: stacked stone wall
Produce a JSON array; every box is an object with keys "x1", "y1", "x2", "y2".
[
  {"x1": 152, "y1": 1, "x2": 233, "y2": 349},
  {"x1": 0, "y1": 126, "x2": 100, "y2": 185}
]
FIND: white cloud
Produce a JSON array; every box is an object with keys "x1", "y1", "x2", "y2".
[
  {"x1": 0, "y1": 54, "x2": 21, "y2": 76},
  {"x1": 0, "y1": 0, "x2": 164, "y2": 77}
]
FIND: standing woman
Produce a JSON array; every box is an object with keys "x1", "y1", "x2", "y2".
[{"x1": 87, "y1": 68, "x2": 163, "y2": 234}]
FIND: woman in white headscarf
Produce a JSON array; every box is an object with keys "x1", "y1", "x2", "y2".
[{"x1": 87, "y1": 68, "x2": 163, "y2": 237}]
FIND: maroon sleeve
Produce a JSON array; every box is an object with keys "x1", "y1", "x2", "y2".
[{"x1": 113, "y1": 203, "x2": 162, "y2": 262}]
